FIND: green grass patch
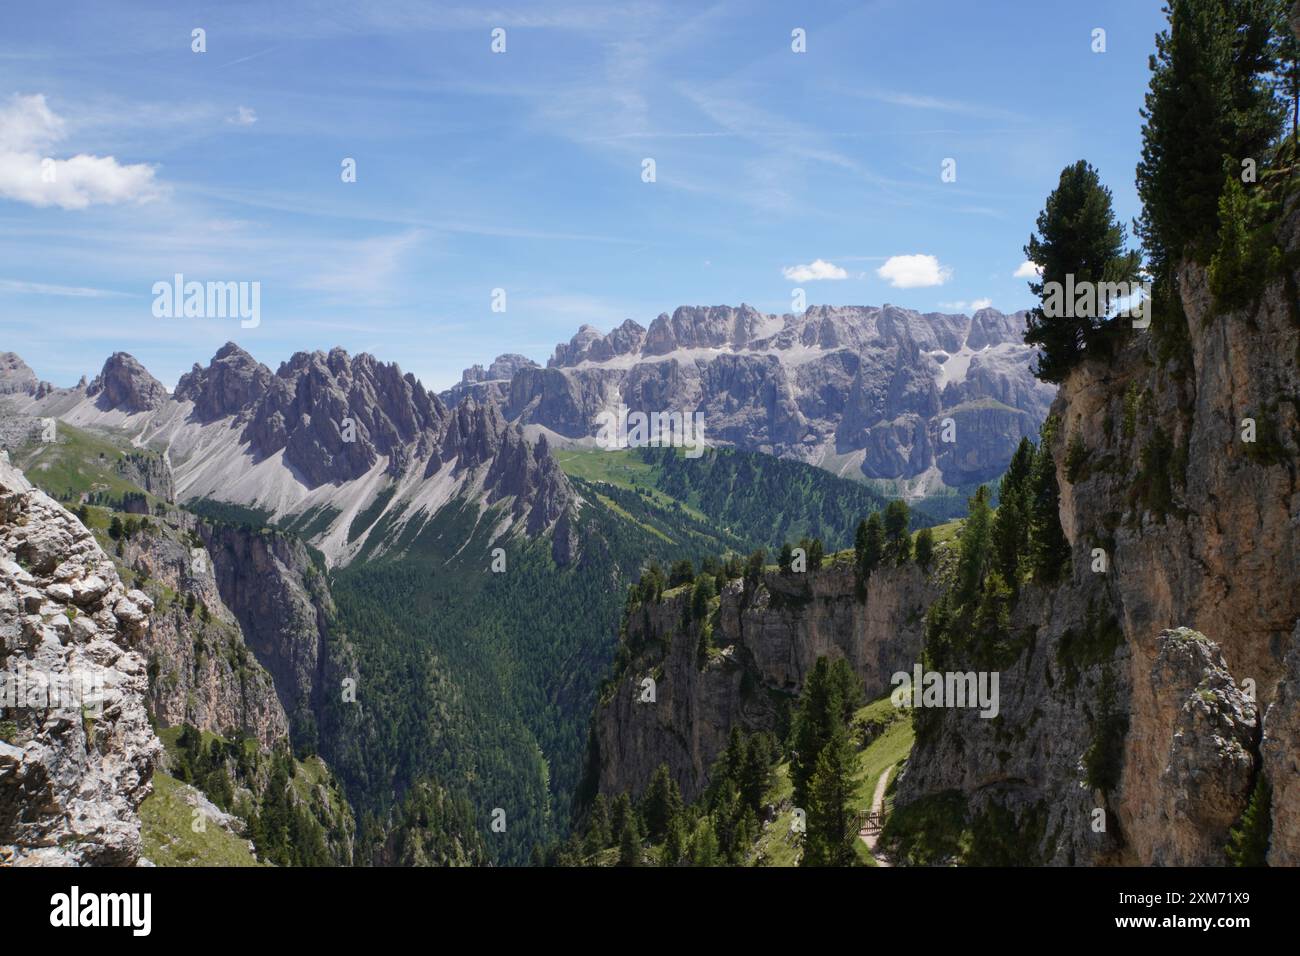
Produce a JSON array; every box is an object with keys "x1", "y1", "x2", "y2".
[{"x1": 139, "y1": 772, "x2": 265, "y2": 867}]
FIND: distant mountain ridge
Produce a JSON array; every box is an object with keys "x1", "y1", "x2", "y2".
[{"x1": 441, "y1": 303, "x2": 1054, "y2": 494}]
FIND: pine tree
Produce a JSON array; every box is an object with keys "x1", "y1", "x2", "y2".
[
  {"x1": 739, "y1": 732, "x2": 775, "y2": 813},
  {"x1": 668, "y1": 559, "x2": 695, "y2": 588},
  {"x1": 743, "y1": 549, "x2": 766, "y2": 598},
  {"x1": 882, "y1": 499, "x2": 912, "y2": 565},
  {"x1": 991, "y1": 437, "x2": 1036, "y2": 587},
  {"x1": 617, "y1": 812, "x2": 642, "y2": 866},
  {"x1": 690, "y1": 818, "x2": 720, "y2": 866},
  {"x1": 790, "y1": 657, "x2": 862, "y2": 808},
  {"x1": 779, "y1": 541, "x2": 795, "y2": 573},
  {"x1": 913, "y1": 527, "x2": 935, "y2": 572},
  {"x1": 1226, "y1": 776, "x2": 1272, "y2": 866},
  {"x1": 610, "y1": 792, "x2": 633, "y2": 841},
  {"x1": 1136, "y1": 0, "x2": 1283, "y2": 282},
  {"x1": 1028, "y1": 421, "x2": 1072, "y2": 585},
  {"x1": 1023, "y1": 161, "x2": 1141, "y2": 382},
  {"x1": 808, "y1": 538, "x2": 825, "y2": 571},
  {"x1": 690, "y1": 575, "x2": 714, "y2": 620},
  {"x1": 857, "y1": 512, "x2": 885, "y2": 584},
  {"x1": 641, "y1": 764, "x2": 683, "y2": 842},
  {"x1": 661, "y1": 813, "x2": 687, "y2": 866},
  {"x1": 583, "y1": 794, "x2": 612, "y2": 855},
  {"x1": 954, "y1": 486, "x2": 993, "y2": 609},
  {"x1": 802, "y1": 725, "x2": 858, "y2": 867}
]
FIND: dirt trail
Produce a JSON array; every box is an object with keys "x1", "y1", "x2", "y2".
[{"x1": 860, "y1": 764, "x2": 893, "y2": 867}]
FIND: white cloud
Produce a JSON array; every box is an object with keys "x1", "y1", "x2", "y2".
[
  {"x1": 877, "y1": 254, "x2": 951, "y2": 289},
  {"x1": 1014, "y1": 260, "x2": 1043, "y2": 279},
  {"x1": 227, "y1": 106, "x2": 258, "y2": 126},
  {"x1": 782, "y1": 258, "x2": 848, "y2": 282},
  {"x1": 971, "y1": 297, "x2": 992, "y2": 310},
  {"x1": 0, "y1": 93, "x2": 161, "y2": 210}
]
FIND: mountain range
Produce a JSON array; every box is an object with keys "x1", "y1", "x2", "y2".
[{"x1": 1, "y1": 303, "x2": 1044, "y2": 567}]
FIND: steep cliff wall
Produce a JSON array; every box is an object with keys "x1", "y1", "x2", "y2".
[
  {"x1": 198, "y1": 523, "x2": 355, "y2": 754},
  {"x1": 898, "y1": 204, "x2": 1300, "y2": 866},
  {"x1": 0, "y1": 451, "x2": 161, "y2": 865},
  {"x1": 591, "y1": 558, "x2": 936, "y2": 803},
  {"x1": 116, "y1": 518, "x2": 290, "y2": 748}
]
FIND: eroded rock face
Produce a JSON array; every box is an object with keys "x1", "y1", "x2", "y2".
[
  {"x1": 592, "y1": 561, "x2": 935, "y2": 803},
  {"x1": 86, "y1": 352, "x2": 168, "y2": 413},
  {"x1": 1141, "y1": 628, "x2": 1257, "y2": 865},
  {"x1": 199, "y1": 522, "x2": 336, "y2": 747},
  {"x1": 116, "y1": 515, "x2": 289, "y2": 748},
  {"x1": 1262, "y1": 626, "x2": 1300, "y2": 865},
  {"x1": 0, "y1": 451, "x2": 161, "y2": 865}
]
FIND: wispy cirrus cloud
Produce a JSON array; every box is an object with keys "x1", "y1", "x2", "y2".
[
  {"x1": 846, "y1": 88, "x2": 1030, "y2": 124},
  {"x1": 0, "y1": 277, "x2": 128, "y2": 298}
]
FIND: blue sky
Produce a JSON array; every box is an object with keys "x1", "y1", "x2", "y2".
[{"x1": 0, "y1": 0, "x2": 1169, "y2": 392}]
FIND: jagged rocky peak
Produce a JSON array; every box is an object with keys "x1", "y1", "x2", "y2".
[
  {"x1": 965, "y1": 307, "x2": 1026, "y2": 350},
  {"x1": 644, "y1": 304, "x2": 769, "y2": 355},
  {"x1": 0, "y1": 352, "x2": 45, "y2": 396},
  {"x1": 245, "y1": 346, "x2": 447, "y2": 486},
  {"x1": 485, "y1": 429, "x2": 575, "y2": 536},
  {"x1": 438, "y1": 396, "x2": 510, "y2": 470},
  {"x1": 175, "y1": 341, "x2": 273, "y2": 421},
  {"x1": 549, "y1": 318, "x2": 647, "y2": 366},
  {"x1": 86, "y1": 351, "x2": 169, "y2": 413},
  {"x1": 0, "y1": 450, "x2": 161, "y2": 865},
  {"x1": 462, "y1": 353, "x2": 539, "y2": 385}
]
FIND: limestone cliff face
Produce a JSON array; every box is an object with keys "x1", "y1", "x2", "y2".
[
  {"x1": 116, "y1": 517, "x2": 289, "y2": 748},
  {"x1": 196, "y1": 522, "x2": 332, "y2": 738},
  {"x1": 198, "y1": 521, "x2": 358, "y2": 754},
  {"x1": 591, "y1": 560, "x2": 936, "y2": 803},
  {"x1": 898, "y1": 204, "x2": 1300, "y2": 866},
  {"x1": 0, "y1": 451, "x2": 161, "y2": 865}
]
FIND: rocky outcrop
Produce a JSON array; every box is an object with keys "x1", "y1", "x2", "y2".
[
  {"x1": 0, "y1": 353, "x2": 50, "y2": 397},
  {"x1": 431, "y1": 399, "x2": 576, "y2": 542},
  {"x1": 87, "y1": 353, "x2": 168, "y2": 413},
  {"x1": 1140, "y1": 629, "x2": 1257, "y2": 865},
  {"x1": 174, "y1": 342, "x2": 273, "y2": 422},
  {"x1": 592, "y1": 560, "x2": 935, "y2": 803},
  {"x1": 114, "y1": 449, "x2": 176, "y2": 503},
  {"x1": 0, "y1": 451, "x2": 161, "y2": 865},
  {"x1": 550, "y1": 320, "x2": 647, "y2": 367},
  {"x1": 442, "y1": 354, "x2": 541, "y2": 407}
]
